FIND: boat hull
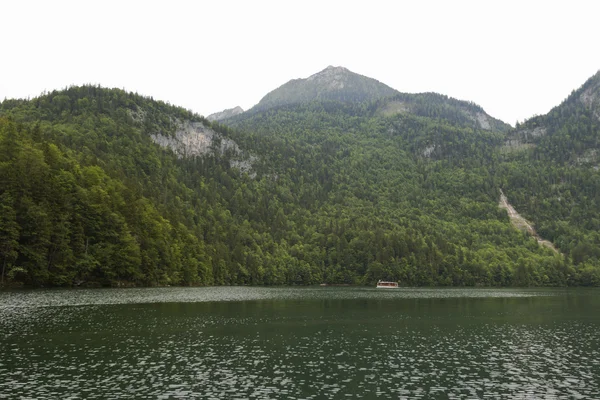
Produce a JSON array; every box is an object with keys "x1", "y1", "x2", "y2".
[{"x1": 376, "y1": 281, "x2": 399, "y2": 288}]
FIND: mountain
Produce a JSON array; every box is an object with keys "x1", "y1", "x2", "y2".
[
  {"x1": 207, "y1": 106, "x2": 244, "y2": 122},
  {"x1": 250, "y1": 66, "x2": 399, "y2": 112},
  {"x1": 1, "y1": 69, "x2": 600, "y2": 288},
  {"x1": 235, "y1": 66, "x2": 510, "y2": 133}
]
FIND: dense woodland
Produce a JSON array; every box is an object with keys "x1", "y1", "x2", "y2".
[{"x1": 1, "y1": 74, "x2": 599, "y2": 287}]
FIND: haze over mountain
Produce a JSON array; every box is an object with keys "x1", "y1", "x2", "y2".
[{"x1": 1, "y1": 67, "x2": 599, "y2": 288}]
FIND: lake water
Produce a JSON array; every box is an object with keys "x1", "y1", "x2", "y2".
[{"x1": 1, "y1": 287, "x2": 599, "y2": 399}]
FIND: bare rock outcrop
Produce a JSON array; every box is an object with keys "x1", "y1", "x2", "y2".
[{"x1": 150, "y1": 120, "x2": 255, "y2": 176}]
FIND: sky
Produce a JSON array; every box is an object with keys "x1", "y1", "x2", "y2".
[{"x1": 1, "y1": 0, "x2": 599, "y2": 126}]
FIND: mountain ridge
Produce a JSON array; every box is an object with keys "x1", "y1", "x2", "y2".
[
  {"x1": 504, "y1": 69, "x2": 600, "y2": 155},
  {"x1": 229, "y1": 66, "x2": 510, "y2": 133}
]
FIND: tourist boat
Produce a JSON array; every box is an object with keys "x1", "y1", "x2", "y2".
[{"x1": 376, "y1": 280, "x2": 398, "y2": 288}]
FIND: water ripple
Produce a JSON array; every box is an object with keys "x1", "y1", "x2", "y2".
[{"x1": 0, "y1": 287, "x2": 598, "y2": 399}]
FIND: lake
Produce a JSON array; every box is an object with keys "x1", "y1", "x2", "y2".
[{"x1": 1, "y1": 287, "x2": 599, "y2": 399}]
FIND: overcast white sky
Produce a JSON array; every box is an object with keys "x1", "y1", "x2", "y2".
[{"x1": 1, "y1": 0, "x2": 599, "y2": 125}]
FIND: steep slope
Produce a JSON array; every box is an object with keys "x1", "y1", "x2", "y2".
[
  {"x1": 497, "y1": 70, "x2": 600, "y2": 281},
  {"x1": 503, "y1": 70, "x2": 600, "y2": 157},
  {"x1": 250, "y1": 66, "x2": 399, "y2": 112}
]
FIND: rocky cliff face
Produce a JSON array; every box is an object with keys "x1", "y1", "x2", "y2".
[
  {"x1": 207, "y1": 106, "x2": 244, "y2": 122},
  {"x1": 150, "y1": 120, "x2": 255, "y2": 176},
  {"x1": 579, "y1": 71, "x2": 600, "y2": 122}
]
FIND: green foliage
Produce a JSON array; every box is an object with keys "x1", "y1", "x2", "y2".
[{"x1": 0, "y1": 81, "x2": 599, "y2": 288}]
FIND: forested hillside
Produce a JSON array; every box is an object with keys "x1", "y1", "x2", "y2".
[
  {"x1": 498, "y1": 71, "x2": 600, "y2": 284},
  {"x1": 1, "y1": 69, "x2": 599, "y2": 287},
  {"x1": 225, "y1": 100, "x2": 567, "y2": 286}
]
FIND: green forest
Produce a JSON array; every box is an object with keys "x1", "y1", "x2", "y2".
[{"x1": 1, "y1": 74, "x2": 600, "y2": 288}]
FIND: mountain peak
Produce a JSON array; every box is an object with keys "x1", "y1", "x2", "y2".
[
  {"x1": 306, "y1": 66, "x2": 352, "y2": 85},
  {"x1": 251, "y1": 66, "x2": 398, "y2": 112},
  {"x1": 323, "y1": 65, "x2": 349, "y2": 73}
]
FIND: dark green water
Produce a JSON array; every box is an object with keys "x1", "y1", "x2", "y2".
[{"x1": 1, "y1": 287, "x2": 599, "y2": 399}]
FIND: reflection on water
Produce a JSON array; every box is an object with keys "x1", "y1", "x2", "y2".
[{"x1": 0, "y1": 287, "x2": 599, "y2": 399}]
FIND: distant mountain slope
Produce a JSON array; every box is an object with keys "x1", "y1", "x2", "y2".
[
  {"x1": 250, "y1": 66, "x2": 399, "y2": 112},
  {"x1": 239, "y1": 66, "x2": 510, "y2": 133},
  {"x1": 374, "y1": 92, "x2": 511, "y2": 133},
  {"x1": 504, "y1": 70, "x2": 600, "y2": 158},
  {"x1": 207, "y1": 106, "x2": 244, "y2": 122}
]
